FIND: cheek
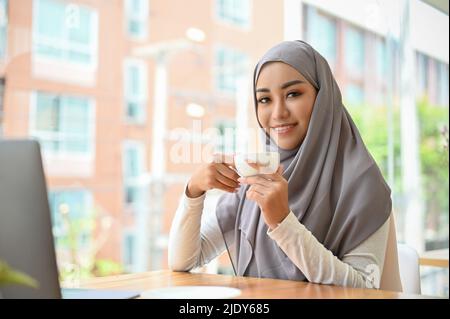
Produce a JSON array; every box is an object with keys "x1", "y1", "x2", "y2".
[{"x1": 257, "y1": 107, "x2": 271, "y2": 127}]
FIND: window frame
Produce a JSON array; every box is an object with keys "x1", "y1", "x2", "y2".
[
  {"x1": 214, "y1": 0, "x2": 252, "y2": 30},
  {"x1": 122, "y1": 140, "x2": 146, "y2": 208},
  {"x1": 29, "y1": 91, "x2": 96, "y2": 160},
  {"x1": 123, "y1": 58, "x2": 148, "y2": 124},
  {"x1": 213, "y1": 44, "x2": 249, "y2": 95},
  {"x1": 0, "y1": 0, "x2": 8, "y2": 59},
  {"x1": 124, "y1": 0, "x2": 149, "y2": 40},
  {"x1": 48, "y1": 188, "x2": 93, "y2": 249},
  {"x1": 32, "y1": 0, "x2": 99, "y2": 70}
]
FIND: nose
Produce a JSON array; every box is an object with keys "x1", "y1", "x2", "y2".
[{"x1": 271, "y1": 98, "x2": 290, "y2": 121}]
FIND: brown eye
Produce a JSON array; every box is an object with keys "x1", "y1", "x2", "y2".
[
  {"x1": 287, "y1": 92, "x2": 301, "y2": 98},
  {"x1": 258, "y1": 97, "x2": 270, "y2": 104}
]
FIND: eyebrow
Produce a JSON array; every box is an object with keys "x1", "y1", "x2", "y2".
[{"x1": 256, "y1": 80, "x2": 305, "y2": 93}]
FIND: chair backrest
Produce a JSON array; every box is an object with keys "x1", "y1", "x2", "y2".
[
  {"x1": 397, "y1": 243, "x2": 422, "y2": 294},
  {"x1": 380, "y1": 213, "x2": 403, "y2": 292}
]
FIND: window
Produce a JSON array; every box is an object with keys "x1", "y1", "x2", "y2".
[
  {"x1": 345, "y1": 83, "x2": 364, "y2": 106},
  {"x1": 124, "y1": 0, "x2": 149, "y2": 39},
  {"x1": 215, "y1": 120, "x2": 236, "y2": 154},
  {"x1": 344, "y1": 25, "x2": 365, "y2": 77},
  {"x1": 124, "y1": 59, "x2": 148, "y2": 123},
  {"x1": 376, "y1": 38, "x2": 387, "y2": 79},
  {"x1": 48, "y1": 189, "x2": 93, "y2": 248},
  {"x1": 304, "y1": 6, "x2": 337, "y2": 67},
  {"x1": 416, "y1": 52, "x2": 429, "y2": 97},
  {"x1": 30, "y1": 91, "x2": 95, "y2": 157},
  {"x1": 0, "y1": 0, "x2": 7, "y2": 58},
  {"x1": 215, "y1": 46, "x2": 248, "y2": 94},
  {"x1": 436, "y1": 61, "x2": 448, "y2": 106},
  {"x1": 216, "y1": 0, "x2": 250, "y2": 28},
  {"x1": 32, "y1": 0, "x2": 98, "y2": 68},
  {"x1": 0, "y1": 78, "x2": 4, "y2": 136},
  {"x1": 122, "y1": 232, "x2": 136, "y2": 272},
  {"x1": 123, "y1": 141, "x2": 146, "y2": 207}
]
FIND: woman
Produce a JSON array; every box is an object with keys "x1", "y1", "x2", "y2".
[{"x1": 168, "y1": 40, "x2": 394, "y2": 289}]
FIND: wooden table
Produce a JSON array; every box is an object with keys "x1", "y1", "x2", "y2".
[
  {"x1": 77, "y1": 270, "x2": 436, "y2": 299},
  {"x1": 419, "y1": 249, "x2": 449, "y2": 268}
]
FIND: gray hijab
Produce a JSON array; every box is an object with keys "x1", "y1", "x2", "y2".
[{"x1": 215, "y1": 40, "x2": 392, "y2": 280}]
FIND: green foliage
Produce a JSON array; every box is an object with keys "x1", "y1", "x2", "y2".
[
  {"x1": 92, "y1": 259, "x2": 124, "y2": 277},
  {"x1": 53, "y1": 207, "x2": 123, "y2": 283},
  {"x1": 347, "y1": 98, "x2": 449, "y2": 242},
  {"x1": 417, "y1": 98, "x2": 449, "y2": 239},
  {"x1": 0, "y1": 260, "x2": 39, "y2": 288}
]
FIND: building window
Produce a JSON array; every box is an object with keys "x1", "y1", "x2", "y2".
[
  {"x1": 124, "y1": 0, "x2": 149, "y2": 39},
  {"x1": 32, "y1": 0, "x2": 98, "y2": 68},
  {"x1": 0, "y1": 0, "x2": 7, "y2": 58},
  {"x1": 304, "y1": 5, "x2": 337, "y2": 67},
  {"x1": 215, "y1": 120, "x2": 236, "y2": 154},
  {"x1": 30, "y1": 91, "x2": 95, "y2": 157},
  {"x1": 0, "y1": 78, "x2": 4, "y2": 135},
  {"x1": 215, "y1": 0, "x2": 250, "y2": 28},
  {"x1": 123, "y1": 141, "x2": 146, "y2": 207},
  {"x1": 215, "y1": 46, "x2": 248, "y2": 94},
  {"x1": 376, "y1": 38, "x2": 387, "y2": 79},
  {"x1": 122, "y1": 232, "x2": 136, "y2": 272},
  {"x1": 124, "y1": 59, "x2": 148, "y2": 123},
  {"x1": 344, "y1": 25, "x2": 365, "y2": 77},
  {"x1": 345, "y1": 83, "x2": 364, "y2": 106},
  {"x1": 416, "y1": 52, "x2": 429, "y2": 97},
  {"x1": 436, "y1": 61, "x2": 448, "y2": 106},
  {"x1": 48, "y1": 189, "x2": 93, "y2": 248}
]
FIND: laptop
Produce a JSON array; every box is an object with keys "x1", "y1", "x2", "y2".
[{"x1": 0, "y1": 139, "x2": 140, "y2": 299}]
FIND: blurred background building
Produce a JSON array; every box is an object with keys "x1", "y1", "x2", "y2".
[{"x1": 0, "y1": 0, "x2": 448, "y2": 296}]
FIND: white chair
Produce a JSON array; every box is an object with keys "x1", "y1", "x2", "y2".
[{"x1": 397, "y1": 243, "x2": 422, "y2": 294}]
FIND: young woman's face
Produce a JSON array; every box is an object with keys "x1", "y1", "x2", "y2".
[{"x1": 256, "y1": 62, "x2": 317, "y2": 150}]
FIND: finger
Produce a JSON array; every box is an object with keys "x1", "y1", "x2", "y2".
[
  {"x1": 246, "y1": 188, "x2": 265, "y2": 202},
  {"x1": 215, "y1": 172, "x2": 239, "y2": 189},
  {"x1": 213, "y1": 153, "x2": 236, "y2": 169},
  {"x1": 259, "y1": 164, "x2": 284, "y2": 181},
  {"x1": 215, "y1": 163, "x2": 240, "y2": 181},
  {"x1": 248, "y1": 184, "x2": 268, "y2": 196},
  {"x1": 211, "y1": 178, "x2": 238, "y2": 193},
  {"x1": 239, "y1": 175, "x2": 272, "y2": 187}
]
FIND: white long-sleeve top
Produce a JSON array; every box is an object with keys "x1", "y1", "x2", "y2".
[{"x1": 168, "y1": 187, "x2": 389, "y2": 289}]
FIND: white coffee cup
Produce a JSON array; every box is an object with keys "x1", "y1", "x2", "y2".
[{"x1": 234, "y1": 152, "x2": 280, "y2": 177}]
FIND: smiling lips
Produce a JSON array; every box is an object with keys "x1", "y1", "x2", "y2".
[{"x1": 271, "y1": 123, "x2": 297, "y2": 135}]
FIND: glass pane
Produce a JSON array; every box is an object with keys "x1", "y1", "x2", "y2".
[
  {"x1": 123, "y1": 233, "x2": 135, "y2": 266},
  {"x1": 62, "y1": 97, "x2": 89, "y2": 153},
  {"x1": 35, "y1": 93, "x2": 60, "y2": 132},
  {"x1": 124, "y1": 147, "x2": 141, "y2": 178},
  {"x1": 345, "y1": 26, "x2": 365, "y2": 74},
  {"x1": 307, "y1": 7, "x2": 337, "y2": 65},
  {"x1": 376, "y1": 39, "x2": 387, "y2": 78},
  {"x1": 36, "y1": 43, "x2": 62, "y2": 59},
  {"x1": 126, "y1": 64, "x2": 141, "y2": 96},
  {"x1": 49, "y1": 190, "x2": 88, "y2": 223},
  {"x1": 68, "y1": 8, "x2": 91, "y2": 46},
  {"x1": 68, "y1": 50, "x2": 90, "y2": 63},
  {"x1": 127, "y1": 101, "x2": 143, "y2": 120},
  {"x1": 37, "y1": 0, "x2": 64, "y2": 39},
  {"x1": 63, "y1": 97, "x2": 89, "y2": 133},
  {"x1": 345, "y1": 83, "x2": 364, "y2": 106},
  {"x1": 0, "y1": 0, "x2": 7, "y2": 57}
]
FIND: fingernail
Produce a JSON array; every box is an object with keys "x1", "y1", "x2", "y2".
[{"x1": 238, "y1": 177, "x2": 245, "y2": 183}]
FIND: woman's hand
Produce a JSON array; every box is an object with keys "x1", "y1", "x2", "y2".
[
  {"x1": 239, "y1": 165, "x2": 289, "y2": 230},
  {"x1": 186, "y1": 154, "x2": 240, "y2": 198}
]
